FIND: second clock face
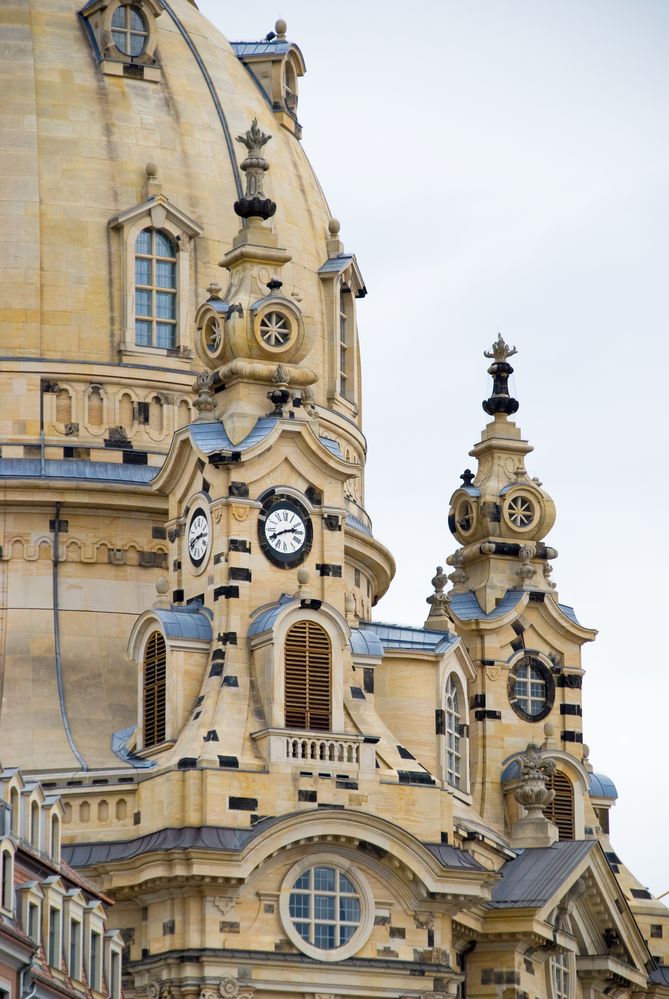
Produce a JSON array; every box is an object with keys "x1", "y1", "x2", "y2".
[
  {"x1": 187, "y1": 508, "x2": 210, "y2": 568},
  {"x1": 259, "y1": 496, "x2": 313, "y2": 568}
]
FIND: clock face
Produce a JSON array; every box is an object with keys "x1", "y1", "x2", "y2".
[
  {"x1": 187, "y1": 508, "x2": 210, "y2": 568},
  {"x1": 258, "y1": 496, "x2": 313, "y2": 568}
]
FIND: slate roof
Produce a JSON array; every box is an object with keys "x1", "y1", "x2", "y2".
[
  {"x1": 189, "y1": 417, "x2": 277, "y2": 455},
  {"x1": 247, "y1": 594, "x2": 293, "y2": 637},
  {"x1": 345, "y1": 513, "x2": 373, "y2": 536},
  {"x1": 361, "y1": 622, "x2": 458, "y2": 655},
  {"x1": 0, "y1": 458, "x2": 156, "y2": 485},
  {"x1": 448, "y1": 588, "x2": 525, "y2": 621},
  {"x1": 153, "y1": 604, "x2": 213, "y2": 642},
  {"x1": 230, "y1": 40, "x2": 291, "y2": 58},
  {"x1": 64, "y1": 821, "x2": 483, "y2": 873},
  {"x1": 486, "y1": 841, "x2": 595, "y2": 908},
  {"x1": 650, "y1": 967, "x2": 669, "y2": 986},
  {"x1": 589, "y1": 772, "x2": 618, "y2": 800},
  {"x1": 349, "y1": 628, "x2": 384, "y2": 658},
  {"x1": 319, "y1": 436, "x2": 344, "y2": 458},
  {"x1": 318, "y1": 254, "x2": 355, "y2": 276},
  {"x1": 557, "y1": 603, "x2": 580, "y2": 625}
]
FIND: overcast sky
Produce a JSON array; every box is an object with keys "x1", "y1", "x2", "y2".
[{"x1": 197, "y1": 0, "x2": 669, "y2": 897}]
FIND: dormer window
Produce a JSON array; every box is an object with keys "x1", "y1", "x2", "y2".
[
  {"x1": 143, "y1": 631, "x2": 167, "y2": 749},
  {"x1": 111, "y1": 4, "x2": 148, "y2": 56},
  {"x1": 135, "y1": 228, "x2": 177, "y2": 349},
  {"x1": 285, "y1": 621, "x2": 331, "y2": 731},
  {"x1": 79, "y1": 0, "x2": 163, "y2": 82}
]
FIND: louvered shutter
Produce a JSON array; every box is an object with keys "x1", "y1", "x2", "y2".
[
  {"x1": 144, "y1": 631, "x2": 166, "y2": 747},
  {"x1": 284, "y1": 621, "x2": 332, "y2": 731},
  {"x1": 542, "y1": 769, "x2": 574, "y2": 840}
]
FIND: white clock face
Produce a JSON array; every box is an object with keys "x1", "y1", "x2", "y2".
[
  {"x1": 264, "y1": 506, "x2": 306, "y2": 555},
  {"x1": 188, "y1": 510, "x2": 210, "y2": 567}
]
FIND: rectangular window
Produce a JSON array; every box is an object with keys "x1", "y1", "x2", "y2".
[
  {"x1": 338, "y1": 286, "x2": 351, "y2": 399},
  {"x1": 110, "y1": 950, "x2": 121, "y2": 999},
  {"x1": 69, "y1": 918, "x2": 82, "y2": 978},
  {"x1": 651, "y1": 924, "x2": 663, "y2": 938},
  {"x1": 48, "y1": 907, "x2": 60, "y2": 967},
  {"x1": 89, "y1": 930, "x2": 101, "y2": 991},
  {"x1": 28, "y1": 901, "x2": 40, "y2": 943}
]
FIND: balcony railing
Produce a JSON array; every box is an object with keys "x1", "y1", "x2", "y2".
[{"x1": 251, "y1": 728, "x2": 377, "y2": 774}]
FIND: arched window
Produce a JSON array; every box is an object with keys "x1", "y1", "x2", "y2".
[
  {"x1": 143, "y1": 631, "x2": 167, "y2": 748},
  {"x1": 549, "y1": 951, "x2": 572, "y2": 999},
  {"x1": 30, "y1": 801, "x2": 40, "y2": 849},
  {"x1": 135, "y1": 229, "x2": 177, "y2": 349},
  {"x1": 1, "y1": 849, "x2": 13, "y2": 912},
  {"x1": 445, "y1": 676, "x2": 462, "y2": 789},
  {"x1": 284, "y1": 622, "x2": 331, "y2": 731},
  {"x1": 50, "y1": 815, "x2": 60, "y2": 860},
  {"x1": 338, "y1": 285, "x2": 353, "y2": 400},
  {"x1": 542, "y1": 769, "x2": 574, "y2": 840},
  {"x1": 10, "y1": 788, "x2": 19, "y2": 837}
]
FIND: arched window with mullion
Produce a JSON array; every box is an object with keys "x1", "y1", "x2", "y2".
[
  {"x1": 135, "y1": 228, "x2": 177, "y2": 349},
  {"x1": 445, "y1": 676, "x2": 462, "y2": 789},
  {"x1": 284, "y1": 621, "x2": 331, "y2": 731}
]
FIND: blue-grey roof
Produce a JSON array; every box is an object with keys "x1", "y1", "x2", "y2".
[
  {"x1": 230, "y1": 40, "x2": 291, "y2": 58},
  {"x1": 557, "y1": 603, "x2": 581, "y2": 625},
  {"x1": 424, "y1": 843, "x2": 486, "y2": 871},
  {"x1": 111, "y1": 726, "x2": 155, "y2": 769},
  {"x1": 349, "y1": 628, "x2": 384, "y2": 658},
  {"x1": 318, "y1": 254, "x2": 355, "y2": 276},
  {"x1": 449, "y1": 588, "x2": 525, "y2": 622},
  {"x1": 248, "y1": 594, "x2": 293, "y2": 637},
  {"x1": 589, "y1": 772, "x2": 618, "y2": 800},
  {"x1": 345, "y1": 513, "x2": 373, "y2": 537},
  {"x1": 154, "y1": 604, "x2": 213, "y2": 642},
  {"x1": 189, "y1": 417, "x2": 277, "y2": 455},
  {"x1": 459, "y1": 485, "x2": 481, "y2": 497},
  {"x1": 501, "y1": 759, "x2": 521, "y2": 783},
  {"x1": 319, "y1": 436, "x2": 343, "y2": 458},
  {"x1": 650, "y1": 968, "x2": 669, "y2": 987},
  {"x1": 0, "y1": 458, "x2": 157, "y2": 485},
  {"x1": 487, "y1": 841, "x2": 595, "y2": 908},
  {"x1": 361, "y1": 622, "x2": 458, "y2": 655}
]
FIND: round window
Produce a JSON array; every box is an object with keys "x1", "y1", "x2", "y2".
[
  {"x1": 455, "y1": 498, "x2": 475, "y2": 534},
  {"x1": 203, "y1": 316, "x2": 222, "y2": 354},
  {"x1": 505, "y1": 493, "x2": 535, "y2": 529},
  {"x1": 279, "y1": 858, "x2": 374, "y2": 961},
  {"x1": 508, "y1": 656, "x2": 554, "y2": 722},
  {"x1": 259, "y1": 310, "x2": 292, "y2": 348},
  {"x1": 111, "y1": 5, "x2": 148, "y2": 57}
]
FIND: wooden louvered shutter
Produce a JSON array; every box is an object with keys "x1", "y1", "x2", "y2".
[
  {"x1": 144, "y1": 631, "x2": 166, "y2": 748},
  {"x1": 542, "y1": 769, "x2": 574, "y2": 840},
  {"x1": 284, "y1": 621, "x2": 332, "y2": 731}
]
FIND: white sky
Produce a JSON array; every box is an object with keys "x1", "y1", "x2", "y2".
[{"x1": 197, "y1": 0, "x2": 669, "y2": 898}]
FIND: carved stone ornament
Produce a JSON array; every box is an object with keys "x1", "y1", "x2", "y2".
[
  {"x1": 543, "y1": 561, "x2": 557, "y2": 589},
  {"x1": 219, "y1": 979, "x2": 255, "y2": 999},
  {"x1": 231, "y1": 505, "x2": 249, "y2": 522},
  {"x1": 234, "y1": 119, "x2": 276, "y2": 220},
  {"x1": 513, "y1": 743, "x2": 556, "y2": 817},
  {"x1": 193, "y1": 370, "x2": 216, "y2": 420},
  {"x1": 447, "y1": 550, "x2": 468, "y2": 587},
  {"x1": 516, "y1": 543, "x2": 537, "y2": 582},
  {"x1": 426, "y1": 565, "x2": 453, "y2": 627},
  {"x1": 63, "y1": 421, "x2": 79, "y2": 436},
  {"x1": 108, "y1": 425, "x2": 129, "y2": 442},
  {"x1": 484, "y1": 332, "x2": 517, "y2": 362}
]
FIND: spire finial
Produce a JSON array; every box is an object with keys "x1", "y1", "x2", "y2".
[
  {"x1": 482, "y1": 332, "x2": 519, "y2": 417},
  {"x1": 424, "y1": 565, "x2": 453, "y2": 631},
  {"x1": 234, "y1": 119, "x2": 276, "y2": 221}
]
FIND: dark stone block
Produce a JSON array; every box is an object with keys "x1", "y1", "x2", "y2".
[
  {"x1": 397, "y1": 745, "x2": 415, "y2": 760},
  {"x1": 123, "y1": 451, "x2": 148, "y2": 465},
  {"x1": 229, "y1": 481, "x2": 249, "y2": 497},
  {"x1": 350, "y1": 686, "x2": 365, "y2": 700},
  {"x1": 363, "y1": 667, "x2": 375, "y2": 693},
  {"x1": 298, "y1": 789, "x2": 317, "y2": 802},
  {"x1": 209, "y1": 662, "x2": 223, "y2": 677},
  {"x1": 560, "y1": 703, "x2": 582, "y2": 716},
  {"x1": 229, "y1": 567, "x2": 252, "y2": 582},
  {"x1": 229, "y1": 539, "x2": 251, "y2": 553},
  {"x1": 218, "y1": 756, "x2": 239, "y2": 768},
  {"x1": 222, "y1": 675, "x2": 239, "y2": 687},
  {"x1": 229, "y1": 796, "x2": 258, "y2": 811}
]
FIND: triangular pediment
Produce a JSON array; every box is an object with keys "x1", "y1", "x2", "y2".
[{"x1": 109, "y1": 194, "x2": 203, "y2": 240}]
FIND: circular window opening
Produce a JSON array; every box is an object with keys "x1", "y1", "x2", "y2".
[
  {"x1": 506, "y1": 493, "x2": 535, "y2": 529},
  {"x1": 456, "y1": 498, "x2": 474, "y2": 534},
  {"x1": 203, "y1": 316, "x2": 222, "y2": 354},
  {"x1": 280, "y1": 860, "x2": 373, "y2": 961},
  {"x1": 111, "y1": 5, "x2": 148, "y2": 57},
  {"x1": 259, "y1": 310, "x2": 292, "y2": 348},
  {"x1": 508, "y1": 656, "x2": 554, "y2": 722}
]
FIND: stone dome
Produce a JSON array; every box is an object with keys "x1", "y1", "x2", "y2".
[{"x1": 0, "y1": 1, "x2": 375, "y2": 773}]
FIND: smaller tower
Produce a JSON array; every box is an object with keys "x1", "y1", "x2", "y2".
[{"x1": 447, "y1": 334, "x2": 557, "y2": 613}]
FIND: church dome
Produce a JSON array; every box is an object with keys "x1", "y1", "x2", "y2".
[{"x1": 1, "y1": 0, "x2": 329, "y2": 374}]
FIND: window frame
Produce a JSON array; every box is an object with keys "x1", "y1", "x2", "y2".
[
  {"x1": 549, "y1": 950, "x2": 574, "y2": 999},
  {"x1": 444, "y1": 675, "x2": 463, "y2": 790},
  {"x1": 508, "y1": 654, "x2": 555, "y2": 722},
  {"x1": 0, "y1": 847, "x2": 13, "y2": 914},
  {"x1": 279, "y1": 853, "x2": 375, "y2": 962},
  {"x1": 142, "y1": 630, "x2": 167, "y2": 750},
  {"x1": 134, "y1": 227, "x2": 178, "y2": 351},
  {"x1": 109, "y1": 198, "x2": 202, "y2": 365},
  {"x1": 284, "y1": 620, "x2": 332, "y2": 732}
]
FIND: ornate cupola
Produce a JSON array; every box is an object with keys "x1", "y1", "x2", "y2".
[
  {"x1": 193, "y1": 119, "x2": 317, "y2": 444},
  {"x1": 446, "y1": 335, "x2": 558, "y2": 612}
]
